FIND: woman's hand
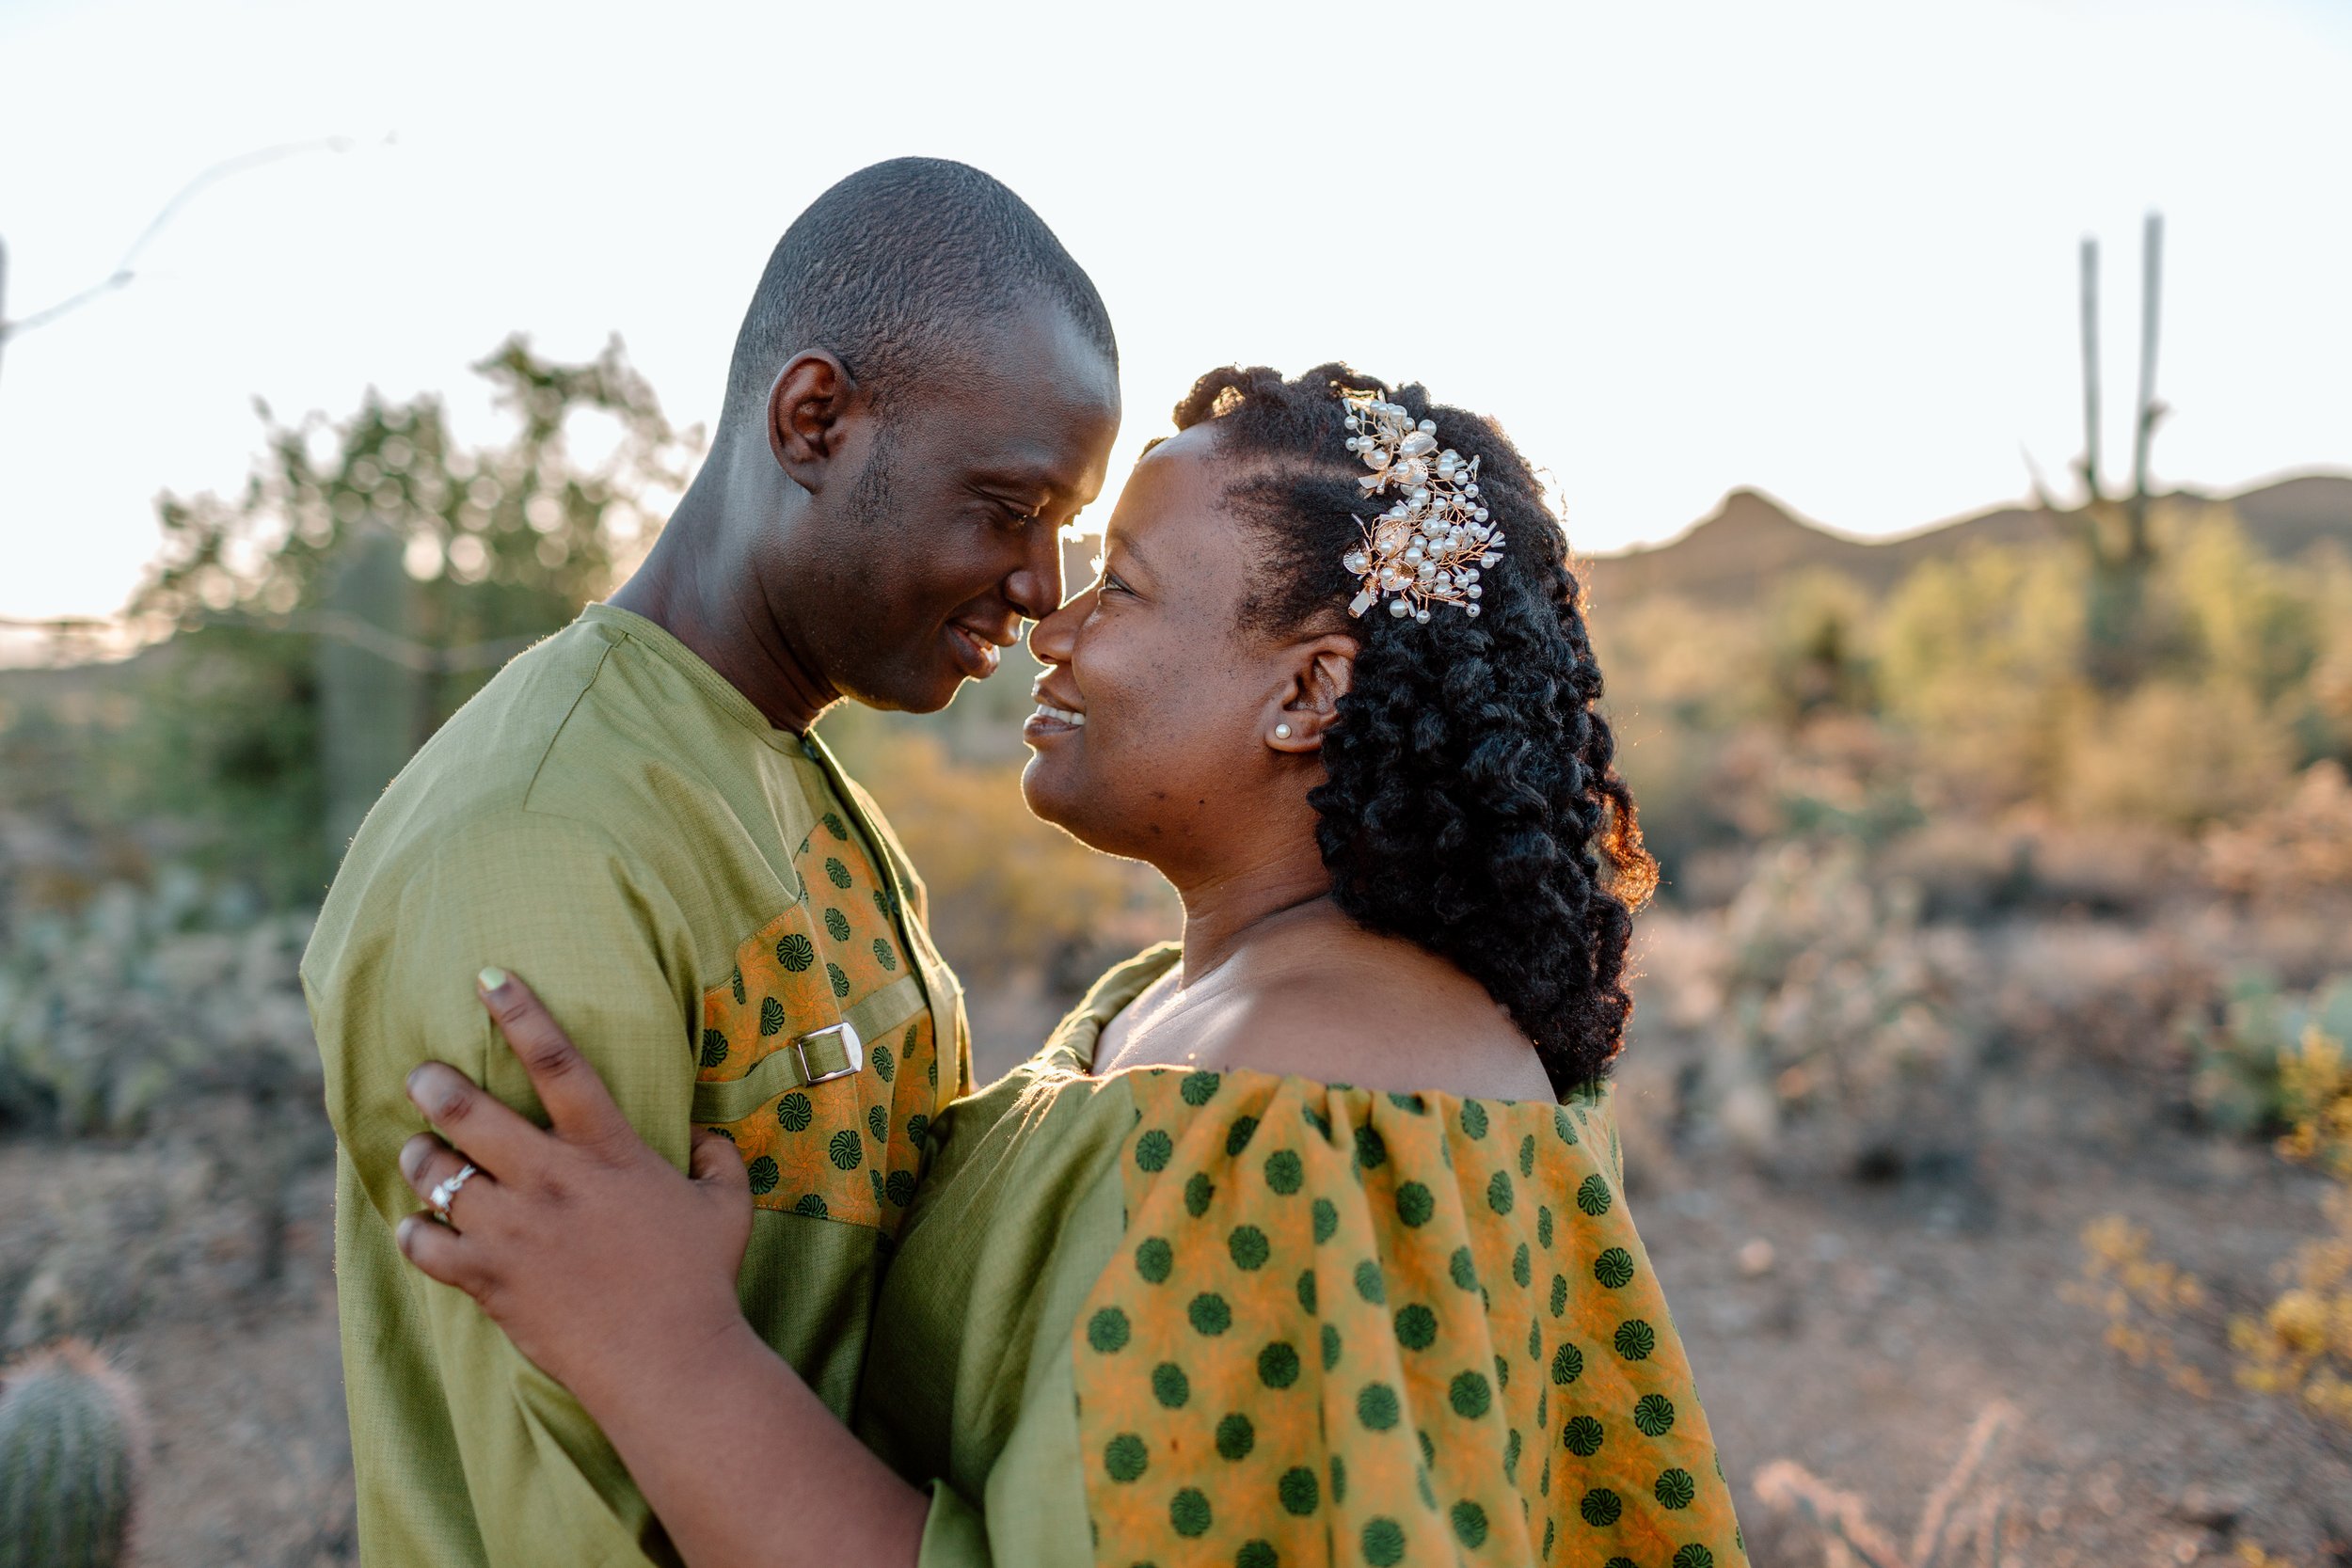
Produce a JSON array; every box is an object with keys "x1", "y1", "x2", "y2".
[{"x1": 394, "y1": 968, "x2": 752, "y2": 1410}]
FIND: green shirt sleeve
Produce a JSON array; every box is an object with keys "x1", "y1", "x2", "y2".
[{"x1": 311, "y1": 809, "x2": 700, "y2": 1568}]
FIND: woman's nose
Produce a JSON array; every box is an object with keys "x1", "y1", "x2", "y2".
[{"x1": 1027, "y1": 588, "x2": 1086, "y2": 666}]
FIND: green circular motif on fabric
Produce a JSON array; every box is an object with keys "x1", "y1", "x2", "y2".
[
  {"x1": 872, "y1": 889, "x2": 890, "y2": 919},
  {"x1": 1613, "y1": 1320, "x2": 1657, "y2": 1361},
  {"x1": 792, "y1": 1193, "x2": 826, "y2": 1218},
  {"x1": 698, "y1": 1030, "x2": 728, "y2": 1069},
  {"x1": 928, "y1": 1056, "x2": 937, "y2": 1087},
  {"x1": 1229, "y1": 1225, "x2": 1270, "y2": 1271},
  {"x1": 1259, "y1": 1340, "x2": 1301, "y2": 1389},
  {"x1": 1104, "y1": 1433, "x2": 1148, "y2": 1482},
  {"x1": 884, "y1": 1169, "x2": 915, "y2": 1206},
  {"x1": 1487, "y1": 1169, "x2": 1516, "y2": 1215},
  {"x1": 1536, "y1": 1387, "x2": 1549, "y2": 1432},
  {"x1": 826, "y1": 962, "x2": 850, "y2": 998},
  {"x1": 759, "y1": 996, "x2": 787, "y2": 1035},
  {"x1": 746, "y1": 1156, "x2": 779, "y2": 1195},
  {"x1": 868, "y1": 1167, "x2": 885, "y2": 1203},
  {"x1": 1452, "y1": 1498, "x2": 1488, "y2": 1548},
  {"x1": 1296, "y1": 1270, "x2": 1317, "y2": 1315},
  {"x1": 1549, "y1": 1273, "x2": 1569, "y2": 1318},
  {"x1": 1388, "y1": 1092, "x2": 1426, "y2": 1114},
  {"x1": 1189, "y1": 1292, "x2": 1232, "y2": 1337},
  {"x1": 826, "y1": 1130, "x2": 862, "y2": 1170},
  {"x1": 1595, "y1": 1247, "x2": 1635, "y2": 1289},
  {"x1": 1136, "y1": 1130, "x2": 1173, "y2": 1172},
  {"x1": 1674, "y1": 1544, "x2": 1716, "y2": 1568},
  {"x1": 1361, "y1": 1517, "x2": 1406, "y2": 1567},
  {"x1": 1353, "y1": 1259, "x2": 1385, "y2": 1305},
  {"x1": 1537, "y1": 1205, "x2": 1555, "y2": 1248},
  {"x1": 1136, "y1": 1238, "x2": 1174, "y2": 1283},
  {"x1": 823, "y1": 907, "x2": 851, "y2": 942},
  {"x1": 1655, "y1": 1467, "x2": 1696, "y2": 1510},
  {"x1": 1227, "y1": 1116, "x2": 1261, "y2": 1156},
  {"x1": 1528, "y1": 1317, "x2": 1543, "y2": 1362},
  {"x1": 907, "y1": 1112, "x2": 930, "y2": 1147},
  {"x1": 1264, "y1": 1149, "x2": 1304, "y2": 1195},
  {"x1": 1554, "y1": 1106, "x2": 1579, "y2": 1146},
  {"x1": 1577, "y1": 1174, "x2": 1613, "y2": 1216},
  {"x1": 776, "y1": 935, "x2": 815, "y2": 973},
  {"x1": 1311, "y1": 1197, "x2": 1339, "y2": 1243},
  {"x1": 1354, "y1": 1126, "x2": 1388, "y2": 1170},
  {"x1": 1170, "y1": 1488, "x2": 1212, "y2": 1539},
  {"x1": 1215, "y1": 1412, "x2": 1255, "y2": 1461},
  {"x1": 1278, "y1": 1465, "x2": 1319, "y2": 1515},
  {"x1": 1185, "y1": 1173, "x2": 1216, "y2": 1217},
  {"x1": 1546, "y1": 1520, "x2": 1557, "y2": 1559},
  {"x1": 1633, "y1": 1394, "x2": 1676, "y2": 1437},
  {"x1": 1563, "y1": 1415, "x2": 1603, "y2": 1456},
  {"x1": 1450, "y1": 1370, "x2": 1492, "y2": 1419},
  {"x1": 1504, "y1": 1426, "x2": 1523, "y2": 1477},
  {"x1": 1460, "y1": 1101, "x2": 1490, "y2": 1139},
  {"x1": 731, "y1": 967, "x2": 746, "y2": 1006},
  {"x1": 871, "y1": 1043, "x2": 896, "y2": 1083},
  {"x1": 1494, "y1": 1352, "x2": 1512, "y2": 1392},
  {"x1": 1606, "y1": 1560, "x2": 1636, "y2": 1568},
  {"x1": 1302, "y1": 1104, "x2": 1332, "y2": 1139},
  {"x1": 873, "y1": 936, "x2": 898, "y2": 971},
  {"x1": 1519, "y1": 1132, "x2": 1537, "y2": 1177},
  {"x1": 1513, "y1": 1243, "x2": 1533, "y2": 1287},
  {"x1": 1395, "y1": 1180, "x2": 1435, "y2": 1227},
  {"x1": 867, "y1": 1105, "x2": 889, "y2": 1144},
  {"x1": 1552, "y1": 1343, "x2": 1585, "y2": 1386},
  {"x1": 1356, "y1": 1381, "x2": 1400, "y2": 1431},
  {"x1": 1417, "y1": 1428, "x2": 1435, "y2": 1465},
  {"x1": 1179, "y1": 1069, "x2": 1222, "y2": 1105},
  {"x1": 1236, "y1": 1543, "x2": 1277, "y2": 1568},
  {"x1": 1581, "y1": 1487, "x2": 1623, "y2": 1528},
  {"x1": 824, "y1": 857, "x2": 852, "y2": 890},
  {"x1": 1152, "y1": 1361, "x2": 1189, "y2": 1408},
  {"x1": 1087, "y1": 1307, "x2": 1131, "y2": 1353},
  {"x1": 1450, "y1": 1246, "x2": 1479, "y2": 1291},
  {"x1": 1395, "y1": 1304, "x2": 1438, "y2": 1351},
  {"x1": 820, "y1": 811, "x2": 848, "y2": 841},
  {"x1": 1321, "y1": 1323, "x2": 1342, "y2": 1370},
  {"x1": 1416, "y1": 1465, "x2": 1437, "y2": 1509},
  {"x1": 1329, "y1": 1454, "x2": 1348, "y2": 1504}
]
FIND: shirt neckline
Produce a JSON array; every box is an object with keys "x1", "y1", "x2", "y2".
[{"x1": 580, "y1": 602, "x2": 811, "y2": 757}]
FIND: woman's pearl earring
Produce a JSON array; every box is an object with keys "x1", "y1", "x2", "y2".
[{"x1": 1274, "y1": 723, "x2": 1294, "y2": 741}]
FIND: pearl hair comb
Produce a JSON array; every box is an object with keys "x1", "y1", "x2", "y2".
[{"x1": 1337, "y1": 388, "x2": 1503, "y2": 623}]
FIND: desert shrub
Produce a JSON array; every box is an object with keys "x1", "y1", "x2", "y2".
[
  {"x1": 0, "y1": 871, "x2": 315, "y2": 1135},
  {"x1": 2228, "y1": 1024, "x2": 2352, "y2": 1426},
  {"x1": 2061, "y1": 678, "x2": 2298, "y2": 832},
  {"x1": 2187, "y1": 972, "x2": 2352, "y2": 1139},
  {"x1": 2203, "y1": 761, "x2": 2352, "y2": 901}
]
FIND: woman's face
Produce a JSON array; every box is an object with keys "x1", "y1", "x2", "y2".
[{"x1": 1020, "y1": 423, "x2": 1320, "y2": 868}]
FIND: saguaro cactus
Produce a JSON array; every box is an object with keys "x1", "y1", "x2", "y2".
[{"x1": 0, "y1": 1340, "x2": 146, "y2": 1568}]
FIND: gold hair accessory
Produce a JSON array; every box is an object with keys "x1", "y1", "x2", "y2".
[{"x1": 1337, "y1": 388, "x2": 1502, "y2": 623}]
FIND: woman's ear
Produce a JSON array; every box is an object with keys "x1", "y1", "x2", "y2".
[
  {"x1": 1267, "y1": 634, "x2": 1358, "y2": 754},
  {"x1": 765, "y1": 349, "x2": 863, "y2": 488}
]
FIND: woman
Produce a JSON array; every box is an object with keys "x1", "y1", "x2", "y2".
[{"x1": 392, "y1": 366, "x2": 1747, "y2": 1568}]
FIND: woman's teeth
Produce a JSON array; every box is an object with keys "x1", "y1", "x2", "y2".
[{"x1": 1034, "y1": 704, "x2": 1086, "y2": 728}]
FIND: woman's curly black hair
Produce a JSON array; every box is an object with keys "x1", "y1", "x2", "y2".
[{"x1": 1173, "y1": 364, "x2": 1657, "y2": 1096}]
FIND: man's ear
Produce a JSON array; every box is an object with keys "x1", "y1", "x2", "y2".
[
  {"x1": 766, "y1": 350, "x2": 862, "y2": 491},
  {"x1": 1266, "y1": 634, "x2": 1358, "y2": 754}
]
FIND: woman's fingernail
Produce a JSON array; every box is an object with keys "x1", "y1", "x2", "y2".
[
  {"x1": 478, "y1": 966, "x2": 510, "y2": 996},
  {"x1": 395, "y1": 1215, "x2": 417, "y2": 1252}
]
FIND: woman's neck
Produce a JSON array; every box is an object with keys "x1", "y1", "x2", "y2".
[{"x1": 1168, "y1": 844, "x2": 1335, "y2": 983}]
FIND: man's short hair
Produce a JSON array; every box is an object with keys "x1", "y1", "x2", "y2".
[{"x1": 722, "y1": 157, "x2": 1117, "y2": 425}]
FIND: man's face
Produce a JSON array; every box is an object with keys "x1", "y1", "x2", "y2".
[{"x1": 796, "y1": 304, "x2": 1120, "y2": 714}]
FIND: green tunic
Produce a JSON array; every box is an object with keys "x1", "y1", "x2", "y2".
[
  {"x1": 858, "y1": 945, "x2": 1747, "y2": 1568},
  {"x1": 305, "y1": 603, "x2": 967, "y2": 1568}
]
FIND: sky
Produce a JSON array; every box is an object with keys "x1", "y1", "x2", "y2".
[{"x1": 3, "y1": 0, "x2": 2348, "y2": 641}]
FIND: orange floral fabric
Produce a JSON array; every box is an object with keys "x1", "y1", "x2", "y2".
[
  {"x1": 694, "y1": 807, "x2": 944, "y2": 1230},
  {"x1": 1070, "y1": 1070, "x2": 1746, "y2": 1568}
]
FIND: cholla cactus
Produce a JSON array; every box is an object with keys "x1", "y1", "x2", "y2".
[{"x1": 0, "y1": 1339, "x2": 147, "y2": 1568}]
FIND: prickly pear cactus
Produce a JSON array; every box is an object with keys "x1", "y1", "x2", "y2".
[{"x1": 0, "y1": 1340, "x2": 146, "y2": 1568}]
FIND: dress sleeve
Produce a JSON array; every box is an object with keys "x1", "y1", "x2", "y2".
[{"x1": 927, "y1": 1072, "x2": 1748, "y2": 1568}]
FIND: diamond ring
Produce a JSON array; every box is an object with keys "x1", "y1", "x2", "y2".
[{"x1": 428, "y1": 1162, "x2": 480, "y2": 1220}]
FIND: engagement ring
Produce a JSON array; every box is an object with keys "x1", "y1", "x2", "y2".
[{"x1": 428, "y1": 1162, "x2": 479, "y2": 1220}]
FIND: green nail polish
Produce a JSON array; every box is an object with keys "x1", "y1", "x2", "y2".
[{"x1": 478, "y1": 966, "x2": 509, "y2": 993}]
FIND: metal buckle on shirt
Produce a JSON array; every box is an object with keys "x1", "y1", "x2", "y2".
[{"x1": 794, "y1": 1021, "x2": 865, "y2": 1085}]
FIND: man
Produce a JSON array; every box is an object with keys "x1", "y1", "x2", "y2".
[{"x1": 305, "y1": 158, "x2": 1120, "y2": 1566}]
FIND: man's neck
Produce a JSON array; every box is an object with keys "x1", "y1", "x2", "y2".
[{"x1": 611, "y1": 449, "x2": 839, "y2": 734}]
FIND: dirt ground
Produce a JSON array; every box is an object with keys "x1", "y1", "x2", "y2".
[{"x1": 8, "y1": 987, "x2": 2349, "y2": 1568}]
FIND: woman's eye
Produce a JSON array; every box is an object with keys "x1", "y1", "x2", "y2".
[{"x1": 1099, "y1": 570, "x2": 1134, "y2": 597}]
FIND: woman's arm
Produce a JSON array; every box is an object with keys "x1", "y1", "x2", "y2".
[{"x1": 393, "y1": 970, "x2": 929, "y2": 1568}]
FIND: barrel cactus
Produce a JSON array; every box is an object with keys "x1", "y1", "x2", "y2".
[{"x1": 0, "y1": 1340, "x2": 146, "y2": 1568}]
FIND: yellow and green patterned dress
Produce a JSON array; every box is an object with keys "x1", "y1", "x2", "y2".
[{"x1": 858, "y1": 945, "x2": 1746, "y2": 1568}]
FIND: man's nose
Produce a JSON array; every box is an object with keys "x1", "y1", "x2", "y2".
[{"x1": 1006, "y1": 527, "x2": 1068, "y2": 622}]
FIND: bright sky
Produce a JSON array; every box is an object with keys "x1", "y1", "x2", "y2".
[{"x1": 3, "y1": 0, "x2": 2348, "y2": 636}]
